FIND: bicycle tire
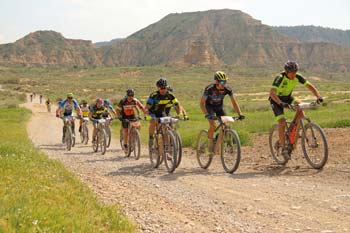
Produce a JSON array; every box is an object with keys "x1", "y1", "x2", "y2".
[
  {"x1": 106, "y1": 126, "x2": 112, "y2": 148},
  {"x1": 220, "y1": 129, "x2": 241, "y2": 173},
  {"x1": 196, "y1": 130, "x2": 213, "y2": 169},
  {"x1": 119, "y1": 128, "x2": 124, "y2": 150},
  {"x1": 163, "y1": 130, "x2": 177, "y2": 173},
  {"x1": 133, "y1": 128, "x2": 141, "y2": 160},
  {"x1": 149, "y1": 134, "x2": 160, "y2": 168},
  {"x1": 301, "y1": 122, "x2": 328, "y2": 169},
  {"x1": 174, "y1": 131, "x2": 182, "y2": 168},
  {"x1": 83, "y1": 125, "x2": 89, "y2": 144},
  {"x1": 66, "y1": 127, "x2": 72, "y2": 151},
  {"x1": 99, "y1": 129, "x2": 107, "y2": 155},
  {"x1": 269, "y1": 124, "x2": 288, "y2": 165}
]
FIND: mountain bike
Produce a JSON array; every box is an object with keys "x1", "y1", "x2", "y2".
[
  {"x1": 92, "y1": 118, "x2": 107, "y2": 155},
  {"x1": 149, "y1": 116, "x2": 178, "y2": 173},
  {"x1": 269, "y1": 101, "x2": 328, "y2": 169},
  {"x1": 104, "y1": 117, "x2": 113, "y2": 148},
  {"x1": 196, "y1": 116, "x2": 242, "y2": 174},
  {"x1": 80, "y1": 117, "x2": 89, "y2": 144},
  {"x1": 119, "y1": 118, "x2": 142, "y2": 159},
  {"x1": 61, "y1": 116, "x2": 76, "y2": 151}
]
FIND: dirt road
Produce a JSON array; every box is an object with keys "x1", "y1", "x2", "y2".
[{"x1": 23, "y1": 98, "x2": 350, "y2": 233}]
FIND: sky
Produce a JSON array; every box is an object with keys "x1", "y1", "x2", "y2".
[{"x1": 0, "y1": 0, "x2": 349, "y2": 44}]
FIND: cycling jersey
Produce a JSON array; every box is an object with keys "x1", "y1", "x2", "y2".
[
  {"x1": 147, "y1": 91, "x2": 179, "y2": 117},
  {"x1": 271, "y1": 72, "x2": 309, "y2": 97},
  {"x1": 118, "y1": 97, "x2": 144, "y2": 117},
  {"x1": 103, "y1": 104, "x2": 115, "y2": 117},
  {"x1": 59, "y1": 99, "x2": 79, "y2": 116},
  {"x1": 90, "y1": 105, "x2": 108, "y2": 119},
  {"x1": 80, "y1": 104, "x2": 90, "y2": 117},
  {"x1": 203, "y1": 84, "x2": 233, "y2": 107}
]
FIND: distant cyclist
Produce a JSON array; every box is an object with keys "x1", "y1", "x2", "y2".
[
  {"x1": 117, "y1": 88, "x2": 146, "y2": 151},
  {"x1": 200, "y1": 71, "x2": 244, "y2": 153},
  {"x1": 89, "y1": 98, "x2": 110, "y2": 144},
  {"x1": 145, "y1": 78, "x2": 187, "y2": 146},
  {"x1": 45, "y1": 98, "x2": 51, "y2": 112},
  {"x1": 79, "y1": 99, "x2": 90, "y2": 133},
  {"x1": 269, "y1": 61, "x2": 323, "y2": 158},
  {"x1": 56, "y1": 93, "x2": 82, "y2": 143},
  {"x1": 103, "y1": 99, "x2": 117, "y2": 119}
]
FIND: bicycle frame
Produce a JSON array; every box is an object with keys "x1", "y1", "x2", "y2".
[{"x1": 212, "y1": 116, "x2": 239, "y2": 154}]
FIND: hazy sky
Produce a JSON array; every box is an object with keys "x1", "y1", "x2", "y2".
[{"x1": 1, "y1": 0, "x2": 349, "y2": 44}]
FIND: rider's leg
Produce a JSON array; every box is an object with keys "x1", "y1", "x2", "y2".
[
  {"x1": 92, "y1": 123, "x2": 98, "y2": 142},
  {"x1": 71, "y1": 120, "x2": 75, "y2": 136},
  {"x1": 122, "y1": 120, "x2": 129, "y2": 149},
  {"x1": 62, "y1": 125, "x2": 66, "y2": 142},
  {"x1": 79, "y1": 119, "x2": 83, "y2": 132},
  {"x1": 148, "y1": 119, "x2": 156, "y2": 146},
  {"x1": 278, "y1": 118, "x2": 287, "y2": 148}
]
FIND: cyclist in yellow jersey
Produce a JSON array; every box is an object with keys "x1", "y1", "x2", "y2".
[
  {"x1": 269, "y1": 61, "x2": 323, "y2": 159},
  {"x1": 79, "y1": 99, "x2": 90, "y2": 133}
]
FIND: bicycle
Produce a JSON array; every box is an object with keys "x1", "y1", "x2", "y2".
[
  {"x1": 61, "y1": 116, "x2": 76, "y2": 151},
  {"x1": 149, "y1": 116, "x2": 178, "y2": 173},
  {"x1": 104, "y1": 117, "x2": 113, "y2": 148},
  {"x1": 119, "y1": 118, "x2": 142, "y2": 159},
  {"x1": 196, "y1": 116, "x2": 242, "y2": 174},
  {"x1": 269, "y1": 101, "x2": 328, "y2": 169},
  {"x1": 80, "y1": 117, "x2": 89, "y2": 144},
  {"x1": 92, "y1": 118, "x2": 107, "y2": 155}
]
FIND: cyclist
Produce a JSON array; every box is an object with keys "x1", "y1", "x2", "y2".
[
  {"x1": 89, "y1": 98, "x2": 110, "y2": 144},
  {"x1": 200, "y1": 71, "x2": 244, "y2": 153},
  {"x1": 45, "y1": 98, "x2": 51, "y2": 112},
  {"x1": 56, "y1": 93, "x2": 82, "y2": 143},
  {"x1": 79, "y1": 99, "x2": 90, "y2": 133},
  {"x1": 116, "y1": 88, "x2": 146, "y2": 151},
  {"x1": 269, "y1": 61, "x2": 323, "y2": 159},
  {"x1": 103, "y1": 99, "x2": 117, "y2": 118},
  {"x1": 145, "y1": 78, "x2": 187, "y2": 146}
]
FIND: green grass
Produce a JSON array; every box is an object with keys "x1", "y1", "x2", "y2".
[{"x1": 0, "y1": 108, "x2": 135, "y2": 232}]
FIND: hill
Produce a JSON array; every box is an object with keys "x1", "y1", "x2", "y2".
[
  {"x1": 275, "y1": 26, "x2": 350, "y2": 48},
  {"x1": 0, "y1": 31, "x2": 101, "y2": 67}
]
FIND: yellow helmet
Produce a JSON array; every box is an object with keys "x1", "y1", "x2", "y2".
[
  {"x1": 214, "y1": 71, "x2": 227, "y2": 81},
  {"x1": 67, "y1": 93, "x2": 74, "y2": 98}
]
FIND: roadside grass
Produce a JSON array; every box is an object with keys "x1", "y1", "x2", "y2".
[{"x1": 0, "y1": 108, "x2": 135, "y2": 232}]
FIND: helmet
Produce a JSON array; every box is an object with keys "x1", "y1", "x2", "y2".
[
  {"x1": 126, "y1": 88, "x2": 135, "y2": 96},
  {"x1": 96, "y1": 98, "x2": 103, "y2": 104},
  {"x1": 214, "y1": 71, "x2": 227, "y2": 81},
  {"x1": 104, "y1": 99, "x2": 110, "y2": 105},
  {"x1": 156, "y1": 77, "x2": 168, "y2": 88},
  {"x1": 81, "y1": 99, "x2": 88, "y2": 104},
  {"x1": 67, "y1": 93, "x2": 74, "y2": 98},
  {"x1": 284, "y1": 61, "x2": 299, "y2": 72}
]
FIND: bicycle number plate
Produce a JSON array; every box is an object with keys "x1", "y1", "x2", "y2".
[
  {"x1": 159, "y1": 117, "x2": 172, "y2": 124},
  {"x1": 221, "y1": 116, "x2": 235, "y2": 123},
  {"x1": 83, "y1": 117, "x2": 90, "y2": 121}
]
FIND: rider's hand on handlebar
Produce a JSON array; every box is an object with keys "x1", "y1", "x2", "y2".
[
  {"x1": 317, "y1": 97, "x2": 324, "y2": 104},
  {"x1": 279, "y1": 102, "x2": 290, "y2": 108},
  {"x1": 238, "y1": 115, "x2": 245, "y2": 120},
  {"x1": 144, "y1": 115, "x2": 152, "y2": 121},
  {"x1": 56, "y1": 113, "x2": 60, "y2": 118}
]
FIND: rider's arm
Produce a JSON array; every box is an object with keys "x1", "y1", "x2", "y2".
[
  {"x1": 306, "y1": 83, "x2": 322, "y2": 99},
  {"x1": 230, "y1": 96, "x2": 243, "y2": 116},
  {"x1": 200, "y1": 96, "x2": 208, "y2": 115},
  {"x1": 269, "y1": 88, "x2": 283, "y2": 105}
]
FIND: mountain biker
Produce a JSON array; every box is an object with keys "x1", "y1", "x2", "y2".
[
  {"x1": 116, "y1": 88, "x2": 147, "y2": 151},
  {"x1": 103, "y1": 99, "x2": 117, "y2": 118},
  {"x1": 45, "y1": 98, "x2": 51, "y2": 112},
  {"x1": 145, "y1": 78, "x2": 187, "y2": 146},
  {"x1": 269, "y1": 61, "x2": 323, "y2": 159},
  {"x1": 56, "y1": 93, "x2": 82, "y2": 143},
  {"x1": 79, "y1": 99, "x2": 90, "y2": 133},
  {"x1": 200, "y1": 71, "x2": 245, "y2": 153},
  {"x1": 89, "y1": 98, "x2": 110, "y2": 144}
]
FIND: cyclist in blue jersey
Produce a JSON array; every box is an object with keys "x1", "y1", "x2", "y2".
[
  {"x1": 56, "y1": 93, "x2": 82, "y2": 143},
  {"x1": 269, "y1": 61, "x2": 323, "y2": 159},
  {"x1": 200, "y1": 71, "x2": 244, "y2": 153}
]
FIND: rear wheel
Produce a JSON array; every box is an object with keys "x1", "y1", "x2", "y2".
[
  {"x1": 220, "y1": 129, "x2": 241, "y2": 173},
  {"x1": 301, "y1": 122, "x2": 328, "y2": 169},
  {"x1": 196, "y1": 130, "x2": 213, "y2": 169},
  {"x1": 149, "y1": 134, "x2": 160, "y2": 168},
  {"x1": 269, "y1": 124, "x2": 288, "y2": 165},
  {"x1": 163, "y1": 131, "x2": 177, "y2": 173}
]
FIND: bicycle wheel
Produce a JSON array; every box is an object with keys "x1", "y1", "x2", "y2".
[
  {"x1": 125, "y1": 129, "x2": 132, "y2": 157},
  {"x1": 149, "y1": 134, "x2": 160, "y2": 168},
  {"x1": 221, "y1": 129, "x2": 241, "y2": 173},
  {"x1": 99, "y1": 129, "x2": 107, "y2": 155},
  {"x1": 106, "y1": 126, "x2": 112, "y2": 148},
  {"x1": 92, "y1": 133, "x2": 98, "y2": 152},
  {"x1": 65, "y1": 127, "x2": 72, "y2": 151},
  {"x1": 174, "y1": 131, "x2": 182, "y2": 168},
  {"x1": 71, "y1": 125, "x2": 76, "y2": 147},
  {"x1": 83, "y1": 125, "x2": 89, "y2": 144},
  {"x1": 301, "y1": 122, "x2": 328, "y2": 169},
  {"x1": 196, "y1": 130, "x2": 213, "y2": 169},
  {"x1": 133, "y1": 128, "x2": 141, "y2": 160},
  {"x1": 163, "y1": 131, "x2": 177, "y2": 173},
  {"x1": 269, "y1": 124, "x2": 288, "y2": 165},
  {"x1": 119, "y1": 128, "x2": 124, "y2": 149}
]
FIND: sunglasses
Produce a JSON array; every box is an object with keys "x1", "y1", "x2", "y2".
[
  {"x1": 219, "y1": 81, "x2": 226, "y2": 85},
  {"x1": 159, "y1": 87, "x2": 167, "y2": 90},
  {"x1": 67, "y1": 97, "x2": 73, "y2": 99}
]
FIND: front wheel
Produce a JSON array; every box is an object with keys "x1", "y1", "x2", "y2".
[
  {"x1": 174, "y1": 131, "x2": 182, "y2": 168},
  {"x1": 149, "y1": 134, "x2": 160, "y2": 168},
  {"x1": 106, "y1": 126, "x2": 112, "y2": 148},
  {"x1": 163, "y1": 131, "x2": 177, "y2": 173},
  {"x1": 132, "y1": 128, "x2": 141, "y2": 160},
  {"x1": 220, "y1": 129, "x2": 241, "y2": 173},
  {"x1": 269, "y1": 124, "x2": 288, "y2": 165},
  {"x1": 65, "y1": 127, "x2": 72, "y2": 151},
  {"x1": 99, "y1": 129, "x2": 107, "y2": 155},
  {"x1": 301, "y1": 122, "x2": 328, "y2": 169},
  {"x1": 196, "y1": 130, "x2": 213, "y2": 169}
]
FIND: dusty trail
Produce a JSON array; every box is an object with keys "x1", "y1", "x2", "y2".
[{"x1": 22, "y1": 97, "x2": 350, "y2": 233}]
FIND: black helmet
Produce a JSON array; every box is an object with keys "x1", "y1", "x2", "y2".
[
  {"x1": 156, "y1": 77, "x2": 168, "y2": 88},
  {"x1": 126, "y1": 88, "x2": 135, "y2": 96},
  {"x1": 284, "y1": 61, "x2": 299, "y2": 73}
]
